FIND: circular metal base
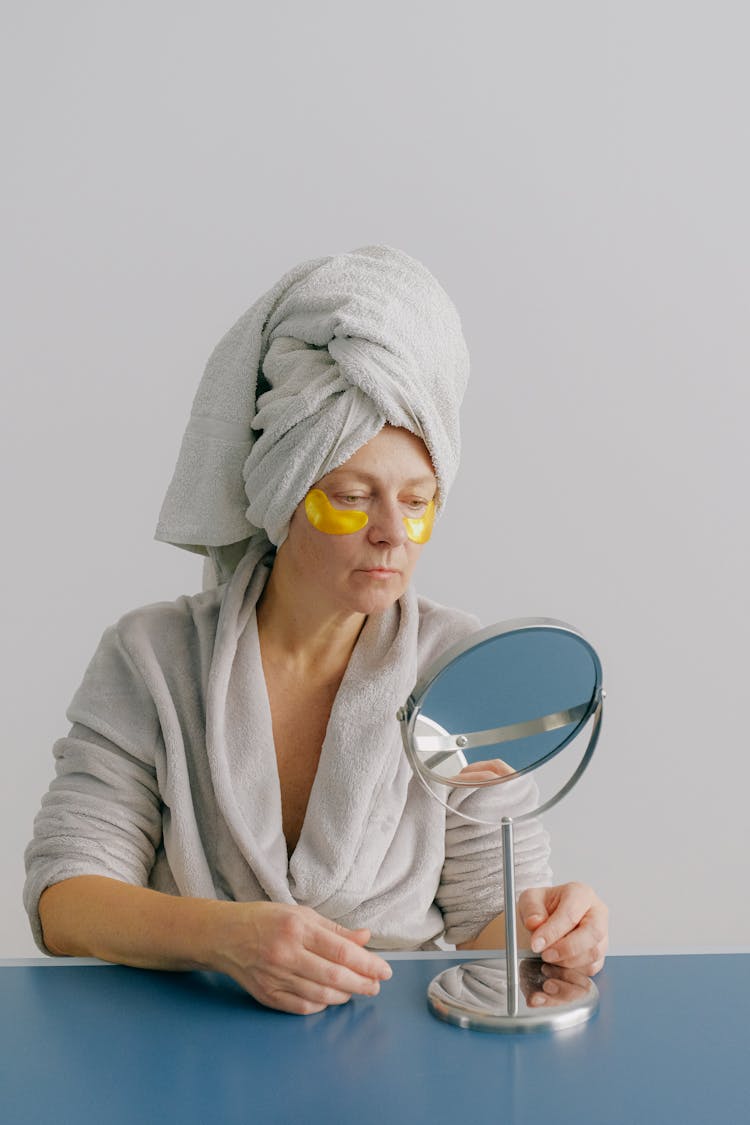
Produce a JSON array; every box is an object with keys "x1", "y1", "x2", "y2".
[{"x1": 427, "y1": 957, "x2": 599, "y2": 1033}]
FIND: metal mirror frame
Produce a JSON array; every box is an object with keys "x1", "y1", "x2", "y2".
[{"x1": 397, "y1": 616, "x2": 606, "y2": 1033}]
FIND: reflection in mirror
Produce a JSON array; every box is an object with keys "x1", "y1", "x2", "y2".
[
  {"x1": 399, "y1": 617, "x2": 605, "y2": 1033},
  {"x1": 428, "y1": 959, "x2": 599, "y2": 1032},
  {"x1": 411, "y1": 627, "x2": 601, "y2": 787}
]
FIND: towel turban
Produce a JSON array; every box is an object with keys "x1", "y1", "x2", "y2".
[{"x1": 155, "y1": 244, "x2": 470, "y2": 579}]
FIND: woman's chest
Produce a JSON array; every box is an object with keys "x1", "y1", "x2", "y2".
[{"x1": 264, "y1": 674, "x2": 341, "y2": 854}]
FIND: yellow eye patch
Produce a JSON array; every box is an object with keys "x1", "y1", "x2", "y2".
[
  {"x1": 403, "y1": 499, "x2": 435, "y2": 544},
  {"x1": 304, "y1": 489, "x2": 368, "y2": 534},
  {"x1": 304, "y1": 489, "x2": 435, "y2": 543}
]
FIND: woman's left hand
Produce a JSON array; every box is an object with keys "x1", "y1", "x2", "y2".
[{"x1": 518, "y1": 883, "x2": 608, "y2": 976}]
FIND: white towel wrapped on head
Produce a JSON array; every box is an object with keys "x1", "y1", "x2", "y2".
[{"x1": 155, "y1": 244, "x2": 470, "y2": 578}]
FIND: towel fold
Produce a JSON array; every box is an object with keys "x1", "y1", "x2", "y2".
[{"x1": 155, "y1": 244, "x2": 470, "y2": 575}]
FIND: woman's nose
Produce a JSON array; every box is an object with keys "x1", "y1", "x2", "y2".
[{"x1": 367, "y1": 500, "x2": 408, "y2": 546}]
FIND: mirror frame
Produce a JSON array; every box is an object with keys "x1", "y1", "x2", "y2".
[{"x1": 399, "y1": 617, "x2": 605, "y2": 825}]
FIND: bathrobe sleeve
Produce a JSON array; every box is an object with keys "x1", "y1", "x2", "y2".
[
  {"x1": 23, "y1": 623, "x2": 164, "y2": 952},
  {"x1": 436, "y1": 777, "x2": 554, "y2": 946}
]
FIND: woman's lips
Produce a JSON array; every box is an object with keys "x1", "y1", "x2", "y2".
[{"x1": 361, "y1": 567, "x2": 400, "y2": 578}]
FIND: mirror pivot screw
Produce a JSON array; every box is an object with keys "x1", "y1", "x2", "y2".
[
  {"x1": 456, "y1": 735, "x2": 468, "y2": 748},
  {"x1": 396, "y1": 707, "x2": 407, "y2": 722}
]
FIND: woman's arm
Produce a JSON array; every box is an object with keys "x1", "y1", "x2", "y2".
[
  {"x1": 455, "y1": 907, "x2": 533, "y2": 952},
  {"x1": 39, "y1": 876, "x2": 220, "y2": 967},
  {"x1": 39, "y1": 875, "x2": 392, "y2": 1014}
]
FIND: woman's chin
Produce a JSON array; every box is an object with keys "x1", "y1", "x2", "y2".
[{"x1": 350, "y1": 587, "x2": 405, "y2": 616}]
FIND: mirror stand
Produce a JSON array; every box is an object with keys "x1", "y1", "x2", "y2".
[
  {"x1": 400, "y1": 618, "x2": 606, "y2": 1034},
  {"x1": 426, "y1": 816, "x2": 599, "y2": 1033}
]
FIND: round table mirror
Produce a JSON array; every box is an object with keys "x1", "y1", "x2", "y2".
[{"x1": 397, "y1": 617, "x2": 605, "y2": 1033}]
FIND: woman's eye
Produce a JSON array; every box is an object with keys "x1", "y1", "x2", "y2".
[
  {"x1": 404, "y1": 499, "x2": 428, "y2": 511},
  {"x1": 339, "y1": 494, "x2": 368, "y2": 505}
]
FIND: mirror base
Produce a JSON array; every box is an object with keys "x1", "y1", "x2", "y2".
[{"x1": 427, "y1": 956, "x2": 599, "y2": 1034}]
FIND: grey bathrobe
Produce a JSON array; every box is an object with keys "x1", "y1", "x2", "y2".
[{"x1": 24, "y1": 556, "x2": 552, "y2": 953}]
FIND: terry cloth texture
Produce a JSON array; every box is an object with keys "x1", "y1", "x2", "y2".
[
  {"x1": 154, "y1": 244, "x2": 470, "y2": 578},
  {"x1": 24, "y1": 547, "x2": 552, "y2": 953}
]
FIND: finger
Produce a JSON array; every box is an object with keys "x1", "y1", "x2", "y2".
[
  {"x1": 456, "y1": 770, "x2": 506, "y2": 783},
  {"x1": 336, "y1": 926, "x2": 372, "y2": 947},
  {"x1": 311, "y1": 921, "x2": 393, "y2": 981},
  {"x1": 315, "y1": 916, "x2": 372, "y2": 945},
  {"x1": 255, "y1": 916, "x2": 388, "y2": 997},
  {"x1": 262, "y1": 979, "x2": 354, "y2": 1014},
  {"x1": 263, "y1": 990, "x2": 328, "y2": 1015},
  {"x1": 542, "y1": 941, "x2": 608, "y2": 974},
  {"x1": 540, "y1": 978, "x2": 588, "y2": 1004},
  {"x1": 540, "y1": 963, "x2": 595, "y2": 988},
  {"x1": 541, "y1": 938, "x2": 607, "y2": 971},
  {"x1": 311, "y1": 915, "x2": 375, "y2": 953},
  {"x1": 255, "y1": 947, "x2": 383, "y2": 1004},
  {"x1": 309, "y1": 931, "x2": 391, "y2": 981},
  {"x1": 528, "y1": 883, "x2": 594, "y2": 953},
  {"x1": 518, "y1": 887, "x2": 550, "y2": 932},
  {"x1": 455, "y1": 767, "x2": 496, "y2": 782},
  {"x1": 539, "y1": 920, "x2": 608, "y2": 972},
  {"x1": 459, "y1": 759, "x2": 514, "y2": 778},
  {"x1": 291, "y1": 948, "x2": 386, "y2": 998}
]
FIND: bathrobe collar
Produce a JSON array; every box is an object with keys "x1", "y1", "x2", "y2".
[{"x1": 204, "y1": 537, "x2": 419, "y2": 910}]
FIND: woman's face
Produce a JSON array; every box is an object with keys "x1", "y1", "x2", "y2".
[{"x1": 279, "y1": 425, "x2": 438, "y2": 617}]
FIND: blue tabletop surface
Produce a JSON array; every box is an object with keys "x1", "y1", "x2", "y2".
[{"x1": 1, "y1": 954, "x2": 747, "y2": 1125}]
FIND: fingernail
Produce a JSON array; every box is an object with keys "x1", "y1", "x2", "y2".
[
  {"x1": 543, "y1": 949, "x2": 560, "y2": 962},
  {"x1": 531, "y1": 936, "x2": 545, "y2": 953},
  {"x1": 381, "y1": 965, "x2": 392, "y2": 980},
  {"x1": 527, "y1": 914, "x2": 545, "y2": 927},
  {"x1": 530, "y1": 994, "x2": 546, "y2": 1006},
  {"x1": 543, "y1": 980, "x2": 559, "y2": 995}
]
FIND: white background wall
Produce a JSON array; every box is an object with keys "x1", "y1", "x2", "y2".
[{"x1": 2, "y1": 2, "x2": 748, "y2": 957}]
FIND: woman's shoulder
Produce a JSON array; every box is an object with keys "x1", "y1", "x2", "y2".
[
  {"x1": 106, "y1": 585, "x2": 225, "y2": 667},
  {"x1": 415, "y1": 594, "x2": 482, "y2": 671},
  {"x1": 66, "y1": 586, "x2": 226, "y2": 736}
]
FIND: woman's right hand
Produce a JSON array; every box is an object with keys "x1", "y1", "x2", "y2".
[
  {"x1": 38, "y1": 878, "x2": 392, "y2": 1017},
  {"x1": 212, "y1": 901, "x2": 393, "y2": 1015}
]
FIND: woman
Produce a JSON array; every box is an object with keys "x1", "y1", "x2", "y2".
[{"x1": 25, "y1": 245, "x2": 608, "y2": 1014}]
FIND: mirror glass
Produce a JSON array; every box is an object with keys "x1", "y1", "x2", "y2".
[{"x1": 409, "y1": 625, "x2": 601, "y2": 788}]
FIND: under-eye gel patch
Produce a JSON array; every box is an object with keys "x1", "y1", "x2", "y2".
[
  {"x1": 304, "y1": 489, "x2": 368, "y2": 534},
  {"x1": 403, "y1": 499, "x2": 435, "y2": 544},
  {"x1": 304, "y1": 489, "x2": 435, "y2": 543}
]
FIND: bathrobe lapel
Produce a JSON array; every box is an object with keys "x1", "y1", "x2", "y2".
[
  {"x1": 288, "y1": 587, "x2": 419, "y2": 910},
  {"x1": 204, "y1": 539, "x2": 420, "y2": 908},
  {"x1": 205, "y1": 541, "x2": 294, "y2": 903}
]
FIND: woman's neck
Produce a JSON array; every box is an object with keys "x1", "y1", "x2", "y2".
[{"x1": 255, "y1": 562, "x2": 366, "y2": 682}]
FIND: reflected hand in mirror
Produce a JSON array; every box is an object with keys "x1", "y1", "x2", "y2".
[
  {"x1": 430, "y1": 958, "x2": 596, "y2": 1015},
  {"x1": 522, "y1": 961, "x2": 596, "y2": 1009},
  {"x1": 455, "y1": 758, "x2": 515, "y2": 783}
]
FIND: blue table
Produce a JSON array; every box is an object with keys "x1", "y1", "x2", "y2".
[{"x1": 1, "y1": 954, "x2": 747, "y2": 1124}]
